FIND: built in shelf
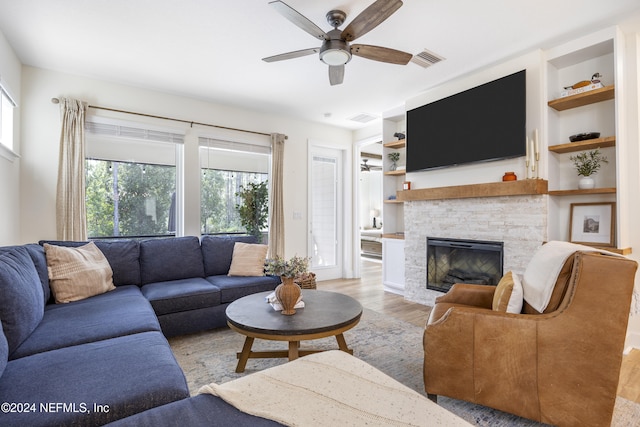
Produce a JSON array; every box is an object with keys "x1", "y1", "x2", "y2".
[
  {"x1": 384, "y1": 170, "x2": 406, "y2": 176},
  {"x1": 384, "y1": 140, "x2": 406, "y2": 149},
  {"x1": 548, "y1": 136, "x2": 615, "y2": 154},
  {"x1": 382, "y1": 233, "x2": 404, "y2": 240},
  {"x1": 548, "y1": 187, "x2": 616, "y2": 196},
  {"x1": 548, "y1": 85, "x2": 615, "y2": 111},
  {"x1": 397, "y1": 179, "x2": 548, "y2": 202},
  {"x1": 595, "y1": 246, "x2": 632, "y2": 255},
  {"x1": 384, "y1": 199, "x2": 403, "y2": 204}
]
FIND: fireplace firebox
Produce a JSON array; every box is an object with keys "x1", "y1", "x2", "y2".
[{"x1": 427, "y1": 237, "x2": 503, "y2": 293}]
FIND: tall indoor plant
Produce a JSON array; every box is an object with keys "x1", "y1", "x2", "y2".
[{"x1": 235, "y1": 181, "x2": 269, "y2": 241}]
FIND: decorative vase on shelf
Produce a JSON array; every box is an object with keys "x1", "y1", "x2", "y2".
[
  {"x1": 502, "y1": 172, "x2": 517, "y2": 181},
  {"x1": 571, "y1": 149, "x2": 607, "y2": 190},
  {"x1": 275, "y1": 276, "x2": 301, "y2": 315},
  {"x1": 389, "y1": 162, "x2": 397, "y2": 171},
  {"x1": 578, "y1": 176, "x2": 595, "y2": 190}
]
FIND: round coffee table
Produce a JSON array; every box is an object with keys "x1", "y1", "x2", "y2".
[{"x1": 226, "y1": 290, "x2": 363, "y2": 373}]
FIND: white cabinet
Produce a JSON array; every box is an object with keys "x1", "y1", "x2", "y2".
[{"x1": 382, "y1": 237, "x2": 405, "y2": 295}]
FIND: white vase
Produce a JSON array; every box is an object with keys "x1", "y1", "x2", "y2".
[{"x1": 578, "y1": 176, "x2": 595, "y2": 189}]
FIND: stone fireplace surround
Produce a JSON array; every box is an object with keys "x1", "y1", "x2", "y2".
[{"x1": 403, "y1": 194, "x2": 548, "y2": 307}]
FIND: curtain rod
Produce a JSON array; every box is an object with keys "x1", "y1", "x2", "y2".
[{"x1": 51, "y1": 97, "x2": 286, "y2": 139}]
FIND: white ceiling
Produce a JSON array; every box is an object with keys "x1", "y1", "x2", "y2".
[{"x1": 1, "y1": 0, "x2": 640, "y2": 130}]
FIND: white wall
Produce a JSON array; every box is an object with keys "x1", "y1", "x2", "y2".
[
  {"x1": 618, "y1": 17, "x2": 640, "y2": 349},
  {"x1": 18, "y1": 66, "x2": 354, "y2": 267},
  {"x1": 0, "y1": 30, "x2": 22, "y2": 245}
]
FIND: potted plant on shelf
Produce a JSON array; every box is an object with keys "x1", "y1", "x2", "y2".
[
  {"x1": 235, "y1": 181, "x2": 268, "y2": 242},
  {"x1": 570, "y1": 149, "x2": 608, "y2": 189},
  {"x1": 388, "y1": 152, "x2": 400, "y2": 171},
  {"x1": 265, "y1": 255, "x2": 310, "y2": 315}
]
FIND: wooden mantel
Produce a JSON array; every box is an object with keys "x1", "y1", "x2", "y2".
[{"x1": 397, "y1": 179, "x2": 548, "y2": 202}]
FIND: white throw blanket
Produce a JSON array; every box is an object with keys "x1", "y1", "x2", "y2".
[
  {"x1": 523, "y1": 241, "x2": 621, "y2": 312},
  {"x1": 199, "y1": 350, "x2": 471, "y2": 427}
]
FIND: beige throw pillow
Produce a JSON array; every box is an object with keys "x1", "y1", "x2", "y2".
[
  {"x1": 228, "y1": 242, "x2": 268, "y2": 277},
  {"x1": 492, "y1": 271, "x2": 523, "y2": 313},
  {"x1": 44, "y1": 242, "x2": 116, "y2": 303}
]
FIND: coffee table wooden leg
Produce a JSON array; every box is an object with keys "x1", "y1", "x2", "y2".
[
  {"x1": 236, "y1": 336, "x2": 255, "y2": 373},
  {"x1": 335, "y1": 333, "x2": 353, "y2": 354},
  {"x1": 288, "y1": 341, "x2": 300, "y2": 360}
]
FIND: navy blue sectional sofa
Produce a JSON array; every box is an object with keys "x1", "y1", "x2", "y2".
[{"x1": 0, "y1": 235, "x2": 280, "y2": 426}]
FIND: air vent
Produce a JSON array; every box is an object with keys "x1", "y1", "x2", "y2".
[
  {"x1": 349, "y1": 112, "x2": 378, "y2": 123},
  {"x1": 411, "y1": 49, "x2": 445, "y2": 68}
]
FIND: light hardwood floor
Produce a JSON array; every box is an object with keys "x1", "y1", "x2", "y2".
[{"x1": 317, "y1": 259, "x2": 640, "y2": 404}]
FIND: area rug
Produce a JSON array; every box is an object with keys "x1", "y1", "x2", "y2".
[{"x1": 168, "y1": 309, "x2": 640, "y2": 426}]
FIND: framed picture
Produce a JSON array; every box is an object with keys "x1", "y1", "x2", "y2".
[{"x1": 569, "y1": 202, "x2": 615, "y2": 247}]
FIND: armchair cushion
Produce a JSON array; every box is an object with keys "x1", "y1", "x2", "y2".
[
  {"x1": 522, "y1": 241, "x2": 619, "y2": 312},
  {"x1": 434, "y1": 283, "x2": 495, "y2": 309},
  {"x1": 492, "y1": 271, "x2": 523, "y2": 313}
]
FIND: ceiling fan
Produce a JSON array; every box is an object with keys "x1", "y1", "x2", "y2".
[
  {"x1": 360, "y1": 158, "x2": 382, "y2": 171},
  {"x1": 262, "y1": 0, "x2": 412, "y2": 85}
]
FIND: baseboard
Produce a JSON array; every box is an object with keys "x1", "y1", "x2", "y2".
[{"x1": 624, "y1": 331, "x2": 640, "y2": 354}]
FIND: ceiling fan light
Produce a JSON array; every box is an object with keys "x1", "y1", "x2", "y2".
[{"x1": 320, "y1": 48, "x2": 351, "y2": 66}]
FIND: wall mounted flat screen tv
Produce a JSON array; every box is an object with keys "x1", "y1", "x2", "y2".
[{"x1": 406, "y1": 69, "x2": 526, "y2": 172}]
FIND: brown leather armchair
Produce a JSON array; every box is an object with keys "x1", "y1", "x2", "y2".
[{"x1": 424, "y1": 250, "x2": 638, "y2": 427}]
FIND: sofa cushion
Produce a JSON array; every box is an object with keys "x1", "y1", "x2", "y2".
[
  {"x1": 228, "y1": 242, "x2": 268, "y2": 277},
  {"x1": 0, "y1": 331, "x2": 189, "y2": 427},
  {"x1": 40, "y1": 240, "x2": 141, "y2": 286},
  {"x1": 140, "y1": 236, "x2": 204, "y2": 284},
  {"x1": 104, "y1": 394, "x2": 283, "y2": 427},
  {"x1": 44, "y1": 242, "x2": 116, "y2": 303},
  {"x1": 0, "y1": 322, "x2": 8, "y2": 379},
  {"x1": 201, "y1": 235, "x2": 257, "y2": 276},
  {"x1": 206, "y1": 275, "x2": 280, "y2": 304},
  {"x1": 0, "y1": 244, "x2": 51, "y2": 305},
  {"x1": 0, "y1": 247, "x2": 44, "y2": 355},
  {"x1": 24, "y1": 244, "x2": 51, "y2": 304},
  {"x1": 492, "y1": 271, "x2": 523, "y2": 313},
  {"x1": 141, "y1": 278, "x2": 221, "y2": 316},
  {"x1": 10, "y1": 286, "x2": 160, "y2": 359}
]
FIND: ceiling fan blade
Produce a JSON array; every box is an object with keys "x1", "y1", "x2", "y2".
[
  {"x1": 329, "y1": 65, "x2": 345, "y2": 86},
  {"x1": 262, "y1": 48, "x2": 319, "y2": 62},
  {"x1": 341, "y1": 0, "x2": 403, "y2": 42},
  {"x1": 269, "y1": 1, "x2": 329, "y2": 41},
  {"x1": 351, "y1": 44, "x2": 412, "y2": 65}
]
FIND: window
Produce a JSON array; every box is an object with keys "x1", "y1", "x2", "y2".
[
  {"x1": 86, "y1": 159, "x2": 176, "y2": 238},
  {"x1": 200, "y1": 137, "x2": 270, "y2": 235},
  {"x1": 0, "y1": 83, "x2": 16, "y2": 151},
  {"x1": 201, "y1": 168, "x2": 268, "y2": 234},
  {"x1": 84, "y1": 119, "x2": 182, "y2": 238}
]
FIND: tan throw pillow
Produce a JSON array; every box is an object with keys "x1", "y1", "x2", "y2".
[
  {"x1": 492, "y1": 271, "x2": 523, "y2": 313},
  {"x1": 228, "y1": 242, "x2": 268, "y2": 277},
  {"x1": 44, "y1": 242, "x2": 116, "y2": 303}
]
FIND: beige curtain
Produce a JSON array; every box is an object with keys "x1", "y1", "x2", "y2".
[
  {"x1": 56, "y1": 98, "x2": 88, "y2": 241},
  {"x1": 268, "y1": 133, "x2": 286, "y2": 258}
]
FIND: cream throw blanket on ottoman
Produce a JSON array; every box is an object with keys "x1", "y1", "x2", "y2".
[{"x1": 199, "y1": 350, "x2": 471, "y2": 426}]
